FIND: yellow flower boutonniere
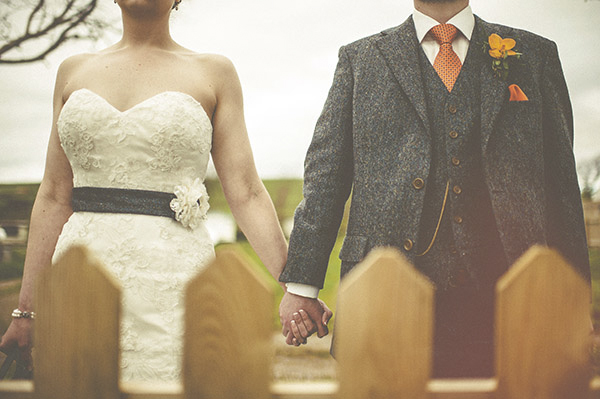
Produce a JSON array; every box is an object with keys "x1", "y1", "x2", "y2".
[
  {"x1": 484, "y1": 33, "x2": 522, "y2": 81},
  {"x1": 484, "y1": 33, "x2": 528, "y2": 101}
]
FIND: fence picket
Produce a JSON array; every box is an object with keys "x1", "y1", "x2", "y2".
[
  {"x1": 495, "y1": 246, "x2": 591, "y2": 398},
  {"x1": 34, "y1": 245, "x2": 120, "y2": 399},
  {"x1": 336, "y1": 247, "x2": 435, "y2": 399},
  {"x1": 183, "y1": 246, "x2": 273, "y2": 399}
]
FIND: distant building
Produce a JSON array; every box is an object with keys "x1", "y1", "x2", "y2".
[
  {"x1": 0, "y1": 220, "x2": 28, "y2": 262},
  {"x1": 583, "y1": 201, "x2": 600, "y2": 248}
]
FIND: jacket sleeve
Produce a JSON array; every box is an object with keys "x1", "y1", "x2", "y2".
[
  {"x1": 541, "y1": 40, "x2": 591, "y2": 280},
  {"x1": 279, "y1": 46, "x2": 355, "y2": 288}
]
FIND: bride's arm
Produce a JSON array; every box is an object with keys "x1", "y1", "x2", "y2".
[
  {"x1": 0, "y1": 60, "x2": 74, "y2": 366},
  {"x1": 208, "y1": 56, "x2": 288, "y2": 291}
]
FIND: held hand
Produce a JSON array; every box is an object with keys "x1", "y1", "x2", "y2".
[
  {"x1": 0, "y1": 319, "x2": 34, "y2": 372},
  {"x1": 317, "y1": 298, "x2": 333, "y2": 330},
  {"x1": 279, "y1": 292, "x2": 333, "y2": 346},
  {"x1": 289, "y1": 304, "x2": 333, "y2": 346}
]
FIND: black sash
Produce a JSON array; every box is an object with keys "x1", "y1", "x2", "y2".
[{"x1": 71, "y1": 187, "x2": 176, "y2": 219}]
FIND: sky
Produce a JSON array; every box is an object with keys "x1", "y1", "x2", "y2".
[{"x1": 0, "y1": 0, "x2": 599, "y2": 183}]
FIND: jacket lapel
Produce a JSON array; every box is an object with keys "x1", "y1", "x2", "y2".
[
  {"x1": 375, "y1": 17, "x2": 431, "y2": 134},
  {"x1": 476, "y1": 17, "x2": 509, "y2": 154},
  {"x1": 374, "y1": 16, "x2": 510, "y2": 152}
]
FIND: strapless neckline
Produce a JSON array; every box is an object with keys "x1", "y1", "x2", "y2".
[
  {"x1": 64, "y1": 88, "x2": 211, "y2": 121},
  {"x1": 57, "y1": 84, "x2": 213, "y2": 193}
]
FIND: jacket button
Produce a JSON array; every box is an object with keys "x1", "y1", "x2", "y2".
[
  {"x1": 453, "y1": 185, "x2": 462, "y2": 195},
  {"x1": 449, "y1": 131, "x2": 459, "y2": 139},
  {"x1": 403, "y1": 239, "x2": 414, "y2": 251},
  {"x1": 412, "y1": 178, "x2": 425, "y2": 190},
  {"x1": 451, "y1": 157, "x2": 460, "y2": 166},
  {"x1": 454, "y1": 215, "x2": 463, "y2": 224},
  {"x1": 448, "y1": 105, "x2": 457, "y2": 114}
]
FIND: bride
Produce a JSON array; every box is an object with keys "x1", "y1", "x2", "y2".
[{"x1": 0, "y1": 0, "x2": 305, "y2": 381}]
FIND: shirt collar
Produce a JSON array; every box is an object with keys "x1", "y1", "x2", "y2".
[{"x1": 413, "y1": 5, "x2": 475, "y2": 43}]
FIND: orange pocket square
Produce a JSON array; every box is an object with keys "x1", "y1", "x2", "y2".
[{"x1": 508, "y1": 84, "x2": 528, "y2": 101}]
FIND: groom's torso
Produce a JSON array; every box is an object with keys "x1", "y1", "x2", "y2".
[
  {"x1": 338, "y1": 16, "x2": 549, "y2": 284},
  {"x1": 413, "y1": 37, "x2": 507, "y2": 289}
]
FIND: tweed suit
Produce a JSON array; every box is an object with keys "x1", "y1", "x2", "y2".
[{"x1": 280, "y1": 15, "x2": 590, "y2": 292}]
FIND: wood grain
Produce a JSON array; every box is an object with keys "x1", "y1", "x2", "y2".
[
  {"x1": 495, "y1": 246, "x2": 592, "y2": 399},
  {"x1": 336, "y1": 247, "x2": 434, "y2": 399},
  {"x1": 34, "y1": 245, "x2": 120, "y2": 399},
  {"x1": 183, "y1": 246, "x2": 273, "y2": 399}
]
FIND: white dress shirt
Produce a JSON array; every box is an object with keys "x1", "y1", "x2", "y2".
[
  {"x1": 413, "y1": 5, "x2": 475, "y2": 65},
  {"x1": 286, "y1": 6, "x2": 475, "y2": 300}
]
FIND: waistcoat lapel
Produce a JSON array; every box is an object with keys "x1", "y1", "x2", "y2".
[
  {"x1": 476, "y1": 17, "x2": 510, "y2": 155},
  {"x1": 375, "y1": 16, "x2": 431, "y2": 134}
]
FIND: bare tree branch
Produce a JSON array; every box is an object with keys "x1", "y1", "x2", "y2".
[
  {"x1": 0, "y1": 0, "x2": 116, "y2": 64},
  {"x1": 25, "y1": 0, "x2": 45, "y2": 36}
]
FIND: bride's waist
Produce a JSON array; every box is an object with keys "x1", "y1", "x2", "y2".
[{"x1": 71, "y1": 181, "x2": 209, "y2": 230}]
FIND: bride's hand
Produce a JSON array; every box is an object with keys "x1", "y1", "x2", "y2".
[
  {"x1": 317, "y1": 298, "x2": 333, "y2": 328},
  {"x1": 0, "y1": 319, "x2": 34, "y2": 372},
  {"x1": 290, "y1": 300, "x2": 334, "y2": 346},
  {"x1": 280, "y1": 292, "x2": 333, "y2": 346}
]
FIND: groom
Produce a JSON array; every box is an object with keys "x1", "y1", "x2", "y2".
[{"x1": 279, "y1": 0, "x2": 590, "y2": 377}]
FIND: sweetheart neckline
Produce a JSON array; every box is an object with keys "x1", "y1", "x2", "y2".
[{"x1": 65, "y1": 88, "x2": 211, "y2": 121}]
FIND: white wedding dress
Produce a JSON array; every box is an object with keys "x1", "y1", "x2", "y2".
[{"x1": 52, "y1": 88, "x2": 215, "y2": 381}]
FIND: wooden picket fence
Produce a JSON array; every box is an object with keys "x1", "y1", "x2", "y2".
[{"x1": 1, "y1": 244, "x2": 599, "y2": 398}]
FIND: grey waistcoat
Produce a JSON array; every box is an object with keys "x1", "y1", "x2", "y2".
[{"x1": 414, "y1": 43, "x2": 507, "y2": 289}]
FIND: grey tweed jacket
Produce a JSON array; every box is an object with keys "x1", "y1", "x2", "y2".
[{"x1": 279, "y1": 16, "x2": 590, "y2": 288}]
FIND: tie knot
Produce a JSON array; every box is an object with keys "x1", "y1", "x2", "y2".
[{"x1": 430, "y1": 24, "x2": 458, "y2": 45}]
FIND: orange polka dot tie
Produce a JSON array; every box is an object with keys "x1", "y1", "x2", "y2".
[{"x1": 430, "y1": 24, "x2": 461, "y2": 92}]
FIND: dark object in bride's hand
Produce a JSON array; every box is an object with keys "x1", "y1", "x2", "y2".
[{"x1": 0, "y1": 347, "x2": 33, "y2": 380}]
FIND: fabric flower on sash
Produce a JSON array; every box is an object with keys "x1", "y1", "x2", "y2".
[{"x1": 170, "y1": 178, "x2": 210, "y2": 229}]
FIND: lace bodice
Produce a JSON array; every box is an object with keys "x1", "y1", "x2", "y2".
[{"x1": 58, "y1": 88, "x2": 212, "y2": 192}]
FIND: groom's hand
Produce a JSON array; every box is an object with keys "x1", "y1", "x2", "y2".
[{"x1": 279, "y1": 292, "x2": 332, "y2": 346}]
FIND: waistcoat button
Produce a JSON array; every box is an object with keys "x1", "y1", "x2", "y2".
[{"x1": 412, "y1": 178, "x2": 425, "y2": 190}]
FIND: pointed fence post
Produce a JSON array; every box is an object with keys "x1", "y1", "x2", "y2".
[
  {"x1": 183, "y1": 246, "x2": 273, "y2": 399},
  {"x1": 35, "y1": 246, "x2": 121, "y2": 399},
  {"x1": 495, "y1": 246, "x2": 591, "y2": 399},
  {"x1": 336, "y1": 247, "x2": 434, "y2": 399}
]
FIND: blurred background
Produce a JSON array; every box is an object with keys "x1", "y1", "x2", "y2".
[{"x1": 1, "y1": 0, "x2": 600, "y2": 379}]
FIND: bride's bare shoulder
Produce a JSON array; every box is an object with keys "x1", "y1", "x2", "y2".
[
  {"x1": 55, "y1": 53, "x2": 100, "y2": 97},
  {"x1": 58, "y1": 43, "x2": 122, "y2": 73},
  {"x1": 57, "y1": 52, "x2": 98, "y2": 74},
  {"x1": 188, "y1": 53, "x2": 239, "y2": 81}
]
